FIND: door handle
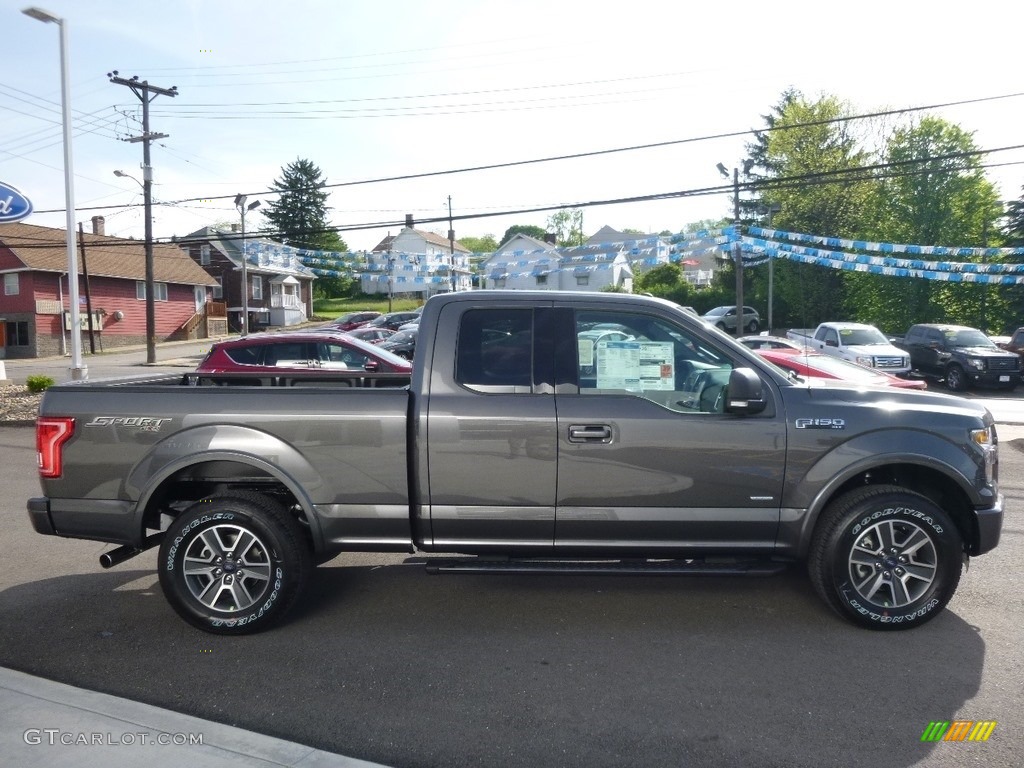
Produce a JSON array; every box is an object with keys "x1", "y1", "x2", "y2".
[{"x1": 568, "y1": 424, "x2": 612, "y2": 443}]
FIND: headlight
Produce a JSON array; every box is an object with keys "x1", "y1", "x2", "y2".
[
  {"x1": 967, "y1": 358, "x2": 985, "y2": 371},
  {"x1": 855, "y1": 356, "x2": 872, "y2": 367}
]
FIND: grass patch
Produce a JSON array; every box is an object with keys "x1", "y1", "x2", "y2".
[{"x1": 312, "y1": 295, "x2": 425, "y2": 320}]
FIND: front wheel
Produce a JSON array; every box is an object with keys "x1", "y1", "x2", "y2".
[
  {"x1": 745, "y1": 319, "x2": 760, "y2": 333},
  {"x1": 808, "y1": 485, "x2": 962, "y2": 630},
  {"x1": 158, "y1": 492, "x2": 312, "y2": 634},
  {"x1": 945, "y1": 364, "x2": 968, "y2": 392}
]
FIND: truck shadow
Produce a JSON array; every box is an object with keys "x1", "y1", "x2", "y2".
[{"x1": 0, "y1": 562, "x2": 989, "y2": 768}]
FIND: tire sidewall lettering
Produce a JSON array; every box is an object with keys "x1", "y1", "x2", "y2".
[{"x1": 849, "y1": 506, "x2": 943, "y2": 537}]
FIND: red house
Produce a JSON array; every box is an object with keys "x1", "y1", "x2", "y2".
[{"x1": 0, "y1": 219, "x2": 219, "y2": 360}]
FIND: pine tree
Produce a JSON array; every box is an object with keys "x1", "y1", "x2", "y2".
[{"x1": 262, "y1": 158, "x2": 345, "y2": 251}]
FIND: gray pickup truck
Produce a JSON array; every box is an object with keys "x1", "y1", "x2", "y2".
[{"x1": 29, "y1": 291, "x2": 1003, "y2": 634}]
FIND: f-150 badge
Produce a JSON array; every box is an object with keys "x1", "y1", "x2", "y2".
[{"x1": 795, "y1": 418, "x2": 845, "y2": 430}]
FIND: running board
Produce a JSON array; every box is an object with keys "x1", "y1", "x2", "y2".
[{"x1": 424, "y1": 558, "x2": 788, "y2": 577}]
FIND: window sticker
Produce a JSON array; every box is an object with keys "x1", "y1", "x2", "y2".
[{"x1": 595, "y1": 341, "x2": 674, "y2": 391}]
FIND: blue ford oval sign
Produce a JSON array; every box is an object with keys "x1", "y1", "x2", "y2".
[{"x1": 0, "y1": 182, "x2": 33, "y2": 223}]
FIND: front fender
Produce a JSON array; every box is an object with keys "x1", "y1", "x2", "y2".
[
  {"x1": 126, "y1": 424, "x2": 324, "y2": 548},
  {"x1": 784, "y1": 427, "x2": 990, "y2": 555}
]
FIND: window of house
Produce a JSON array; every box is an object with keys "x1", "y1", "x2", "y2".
[
  {"x1": 4, "y1": 274, "x2": 19, "y2": 296},
  {"x1": 575, "y1": 275, "x2": 589, "y2": 286},
  {"x1": 212, "y1": 276, "x2": 223, "y2": 299},
  {"x1": 535, "y1": 274, "x2": 548, "y2": 286},
  {"x1": 200, "y1": 244, "x2": 211, "y2": 266},
  {"x1": 494, "y1": 278, "x2": 506, "y2": 289},
  {"x1": 136, "y1": 281, "x2": 168, "y2": 301},
  {"x1": 252, "y1": 276, "x2": 263, "y2": 300},
  {"x1": 5, "y1": 321, "x2": 29, "y2": 346}
]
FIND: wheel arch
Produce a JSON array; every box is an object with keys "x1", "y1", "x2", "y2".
[
  {"x1": 126, "y1": 426, "x2": 325, "y2": 552},
  {"x1": 789, "y1": 457, "x2": 980, "y2": 560}
]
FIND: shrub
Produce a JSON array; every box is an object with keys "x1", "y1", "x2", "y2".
[{"x1": 26, "y1": 375, "x2": 55, "y2": 393}]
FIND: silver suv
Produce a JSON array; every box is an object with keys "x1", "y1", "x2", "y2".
[{"x1": 701, "y1": 305, "x2": 760, "y2": 333}]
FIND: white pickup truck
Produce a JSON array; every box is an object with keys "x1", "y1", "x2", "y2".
[{"x1": 786, "y1": 322, "x2": 911, "y2": 375}]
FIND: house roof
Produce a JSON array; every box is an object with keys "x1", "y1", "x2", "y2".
[
  {"x1": 183, "y1": 226, "x2": 317, "y2": 279},
  {"x1": 371, "y1": 227, "x2": 472, "y2": 254},
  {"x1": 0, "y1": 222, "x2": 217, "y2": 286}
]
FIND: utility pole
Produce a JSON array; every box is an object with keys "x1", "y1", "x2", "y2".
[
  {"x1": 447, "y1": 195, "x2": 456, "y2": 293},
  {"x1": 108, "y1": 71, "x2": 177, "y2": 364},
  {"x1": 732, "y1": 167, "x2": 743, "y2": 337}
]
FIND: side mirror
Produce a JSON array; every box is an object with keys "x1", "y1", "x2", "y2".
[
  {"x1": 825, "y1": 338, "x2": 838, "y2": 347},
  {"x1": 725, "y1": 368, "x2": 767, "y2": 414},
  {"x1": 363, "y1": 360, "x2": 380, "y2": 372}
]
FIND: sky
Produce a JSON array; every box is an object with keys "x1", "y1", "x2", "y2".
[{"x1": 3, "y1": 0, "x2": 1023, "y2": 254}]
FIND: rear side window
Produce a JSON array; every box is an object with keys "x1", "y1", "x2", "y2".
[
  {"x1": 223, "y1": 344, "x2": 262, "y2": 365},
  {"x1": 456, "y1": 309, "x2": 533, "y2": 388}
]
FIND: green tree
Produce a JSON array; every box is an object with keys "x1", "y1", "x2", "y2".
[
  {"x1": 546, "y1": 208, "x2": 585, "y2": 246},
  {"x1": 458, "y1": 235, "x2": 498, "y2": 253},
  {"x1": 741, "y1": 91, "x2": 878, "y2": 330},
  {"x1": 499, "y1": 224, "x2": 548, "y2": 246},
  {"x1": 633, "y1": 263, "x2": 693, "y2": 305},
  {"x1": 851, "y1": 116, "x2": 1005, "y2": 332},
  {"x1": 262, "y1": 158, "x2": 350, "y2": 298}
]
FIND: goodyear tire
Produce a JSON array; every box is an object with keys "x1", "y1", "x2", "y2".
[
  {"x1": 809, "y1": 485, "x2": 962, "y2": 630},
  {"x1": 945, "y1": 364, "x2": 968, "y2": 392},
  {"x1": 158, "y1": 492, "x2": 312, "y2": 634}
]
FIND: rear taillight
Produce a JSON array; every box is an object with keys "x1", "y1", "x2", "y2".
[{"x1": 37, "y1": 417, "x2": 75, "y2": 478}]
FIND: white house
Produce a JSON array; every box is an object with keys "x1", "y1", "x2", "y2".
[
  {"x1": 482, "y1": 233, "x2": 633, "y2": 292},
  {"x1": 361, "y1": 216, "x2": 473, "y2": 299}
]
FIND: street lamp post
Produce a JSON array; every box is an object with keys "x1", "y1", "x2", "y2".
[
  {"x1": 112, "y1": 168, "x2": 155, "y2": 360},
  {"x1": 23, "y1": 6, "x2": 86, "y2": 379},
  {"x1": 234, "y1": 195, "x2": 260, "y2": 336}
]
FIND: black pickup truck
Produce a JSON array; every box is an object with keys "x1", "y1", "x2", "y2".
[
  {"x1": 29, "y1": 292, "x2": 1004, "y2": 634},
  {"x1": 894, "y1": 324, "x2": 1021, "y2": 391}
]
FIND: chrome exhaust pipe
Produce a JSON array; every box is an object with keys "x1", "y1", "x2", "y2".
[{"x1": 99, "y1": 532, "x2": 164, "y2": 569}]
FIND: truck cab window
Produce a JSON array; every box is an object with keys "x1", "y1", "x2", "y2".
[
  {"x1": 574, "y1": 311, "x2": 735, "y2": 413},
  {"x1": 456, "y1": 309, "x2": 533, "y2": 388}
]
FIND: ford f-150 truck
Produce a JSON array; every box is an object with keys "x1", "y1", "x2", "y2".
[
  {"x1": 786, "y1": 322, "x2": 911, "y2": 374},
  {"x1": 894, "y1": 324, "x2": 1021, "y2": 391},
  {"x1": 29, "y1": 292, "x2": 1003, "y2": 634}
]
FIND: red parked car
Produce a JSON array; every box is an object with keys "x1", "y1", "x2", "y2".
[
  {"x1": 197, "y1": 331, "x2": 412, "y2": 374},
  {"x1": 326, "y1": 310, "x2": 381, "y2": 332},
  {"x1": 756, "y1": 348, "x2": 927, "y2": 390}
]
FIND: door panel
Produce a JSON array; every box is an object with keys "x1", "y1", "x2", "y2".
[
  {"x1": 424, "y1": 305, "x2": 557, "y2": 551},
  {"x1": 553, "y1": 306, "x2": 784, "y2": 554}
]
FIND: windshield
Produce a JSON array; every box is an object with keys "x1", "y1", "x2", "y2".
[
  {"x1": 948, "y1": 329, "x2": 997, "y2": 349},
  {"x1": 839, "y1": 327, "x2": 889, "y2": 346},
  {"x1": 388, "y1": 329, "x2": 417, "y2": 344},
  {"x1": 703, "y1": 306, "x2": 729, "y2": 317}
]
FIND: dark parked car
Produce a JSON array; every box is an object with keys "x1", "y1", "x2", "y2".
[
  {"x1": 327, "y1": 310, "x2": 381, "y2": 331},
  {"x1": 197, "y1": 331, "x2": 413, "y2": 374},
  {"x1": 367, "y1": 311, "x2": 421, "y2": 332},
  {"x1": 377, "y1": 327, "x2": 418, "y2": 359}
]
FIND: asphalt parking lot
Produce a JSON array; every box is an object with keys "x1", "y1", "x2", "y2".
[{"x1": 1, "y1": 419, "x2": 1022, "y2": 767}]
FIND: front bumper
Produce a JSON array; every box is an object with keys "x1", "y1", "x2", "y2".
[{"x1": 971, "y1": 494, "x2": 1004, "y2": 556}]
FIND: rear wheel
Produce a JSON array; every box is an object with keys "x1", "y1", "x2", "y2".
[
  {"x1": 808, "y1": 485, "x2": 962, "y2": 630},
  {"x1": 158, "y1": 492, "x2": 312, "y2": 634}
]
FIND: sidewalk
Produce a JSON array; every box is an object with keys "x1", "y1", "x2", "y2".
[{"x1": 0, "y1": 667, "x2": 388, "y2": 768}]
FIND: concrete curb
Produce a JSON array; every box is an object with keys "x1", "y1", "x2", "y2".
[{"x1": 1, "y1": 666, "x2": 388, "y2": 768}]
